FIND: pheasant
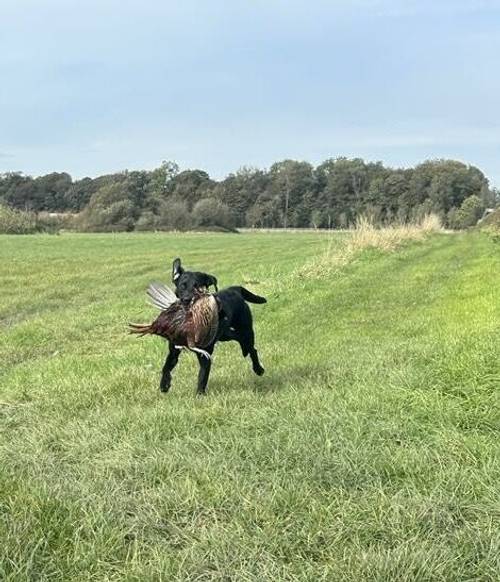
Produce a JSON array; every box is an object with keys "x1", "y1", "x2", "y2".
[{"x1": 128, "y1": 282, "x2": 219, "y2": 359}]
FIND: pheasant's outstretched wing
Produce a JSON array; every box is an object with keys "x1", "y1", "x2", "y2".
[{"x1": 147, "y1": 281, "x2": 178, "y2": 310}]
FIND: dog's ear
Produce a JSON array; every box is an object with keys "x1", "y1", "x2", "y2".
[
  {"x1": 207, "y1": 275, "x2": 218, "y2": 292},
  {"x1": 172, "y1": 258, "x2": 184, "y2": 283}
]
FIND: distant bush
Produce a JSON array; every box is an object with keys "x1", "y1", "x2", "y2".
[
  {"x1": 0, "y1": 204, "x2": 37, "y2": 233},
  {"x1": 192, "y1": 198, "x2": 236, "y2": 230},
  {"x1": 73, "y1": 184, "x2": 135, "y2": 232},
  {"x1": 479, "y1": 207, "x2": 500, "y2": 229},
  {"x1": 36, "y1": 212, "x2": 70, "y2": 233},
  {"x1": 135, "y1": 211, "x2": 159, "y2": 231},
  {"x1": 72, "y1": 194, "x2": 240, "y2": 233},
  {"x1": 156, "y1": 199, "x2": 193, "y2": 231},
  {"x1": 0, "y1": 205, "x2": 68, "y2": 234},
  {"x1": 479, "y1": 208, "x2": 500, "y2": 243},
  {"x1": 448, "y1": 195, "x2": 485, "y2": 229}
]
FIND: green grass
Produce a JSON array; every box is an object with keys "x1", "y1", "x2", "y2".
[{"x1": 0, "y1": 231, "x2": 499, "y2": 581}]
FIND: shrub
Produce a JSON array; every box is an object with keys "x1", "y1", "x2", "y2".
[
  {"x1": 0, "y1": 204, "x2": 37, "y2": 234},
  {"x1": 73, "y1": 184, "x2": 135, "y2": 232},
  {"x1": 156, "y1": 199, "x2": 193, "y2": 231},
  {"x1": 36, "y1": 212, "x2": 70, "y2": 233},
  {"x1": 0, "y1": 205, "x2": 68, "y2": 234},
  {"x1": 449, "y1": 195, "x2": 485, "y2": 229},
  {"x1": 192, "y1": 198, "x2": 236, "y2": 230},
  {"x1": 479, "y1": 208, "x2": 500, "y2": 243},
  {"x1": 75, "y1": 201, "x2": 135, "y2": 232},
  {"x1": 135, "y1": 211, "x2": 158, "y2": 231},
  {"x1": 479, "y1": 207, "x2": 500, "y2": 229}
]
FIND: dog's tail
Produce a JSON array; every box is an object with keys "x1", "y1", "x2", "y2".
[{"x1": 239, "y1": 287, "x2": 267, "y2": 304}]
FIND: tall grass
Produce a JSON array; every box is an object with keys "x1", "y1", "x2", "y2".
[
  {"x1": 298, "y1": 213, "x2": 443, "y2": 278},
  {"x1": 348, "y1": 213, "x2": 442, "y2": 252}
]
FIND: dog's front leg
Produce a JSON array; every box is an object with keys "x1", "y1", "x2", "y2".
[
  {"x1": 160, "y1": 342, "x2": 181, "y2": 393},
  {"x1": 196, "y1": 344, "x2": 215, "y2": 395}
]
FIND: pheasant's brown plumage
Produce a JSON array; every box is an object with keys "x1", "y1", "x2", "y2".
[{"x1": 129, "y1": 284, "x2": 219, "y2": 355}]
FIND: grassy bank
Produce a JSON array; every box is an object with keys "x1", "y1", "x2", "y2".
[{"x1": 0, "y1": 231, "x2": 499, "y2": 580}]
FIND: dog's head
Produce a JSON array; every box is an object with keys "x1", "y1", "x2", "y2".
[{"x1": 172, "y1": 258, "x2": 218, "y2": 305}]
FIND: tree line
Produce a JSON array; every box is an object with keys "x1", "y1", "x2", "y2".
[{"x1": 1, "y1": 158, "x2": 498, "y2": 232}]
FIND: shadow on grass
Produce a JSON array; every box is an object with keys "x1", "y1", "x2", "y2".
[{"x1": 211, "y1": 362, "x2": 332, "y2": 396}]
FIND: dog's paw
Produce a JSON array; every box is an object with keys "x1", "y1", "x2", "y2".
[{"x1": 253, "y1": 364, "x2": 265, "y2": 376}]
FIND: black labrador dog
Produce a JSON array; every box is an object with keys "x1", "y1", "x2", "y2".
[{"x1": 160, "y1": 258, "x2": 266, "y2": 394}]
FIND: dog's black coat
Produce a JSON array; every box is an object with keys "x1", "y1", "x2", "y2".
[
  {"x1": 172, "y1": 258, "x2": 219, "y2": 304},
  {"x1": 160, "y1": 258, "x2": 266, "y2": 394}
]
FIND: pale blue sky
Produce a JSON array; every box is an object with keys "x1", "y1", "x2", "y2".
[{"x1": 1, "y1": 0, "x2": 499, "y2": 185}]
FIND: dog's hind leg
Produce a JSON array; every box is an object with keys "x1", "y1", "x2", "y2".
[
  {"x1": 237, "y1": 327, "x2": 265, "y2": 376},
  {"x1": 249, "y1": 346, "x2": 265, "y2": 376}
]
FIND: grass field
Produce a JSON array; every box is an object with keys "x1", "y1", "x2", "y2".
[{"x1": 0, "y1": 230, "x2": 499, "y2": 581}]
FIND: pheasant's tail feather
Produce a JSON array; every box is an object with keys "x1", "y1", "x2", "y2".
[
  {"x1": 128, "y1": 322, "x2": 153, "y2": 336},
  {"x1": 147, "y1": 281, "x2": 178, "y2": 310}
]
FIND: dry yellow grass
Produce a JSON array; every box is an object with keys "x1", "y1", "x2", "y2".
[
  {"x1": 347, "y1": 213, "x2": 442, "y2": 253},
  {"x1": 298, "y1": 214, "x2": 443, "y2": 278}
]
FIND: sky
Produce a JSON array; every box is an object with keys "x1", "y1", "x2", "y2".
[{"x1": 1, "y1": 0, "x2": 499, "y2": 185}]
